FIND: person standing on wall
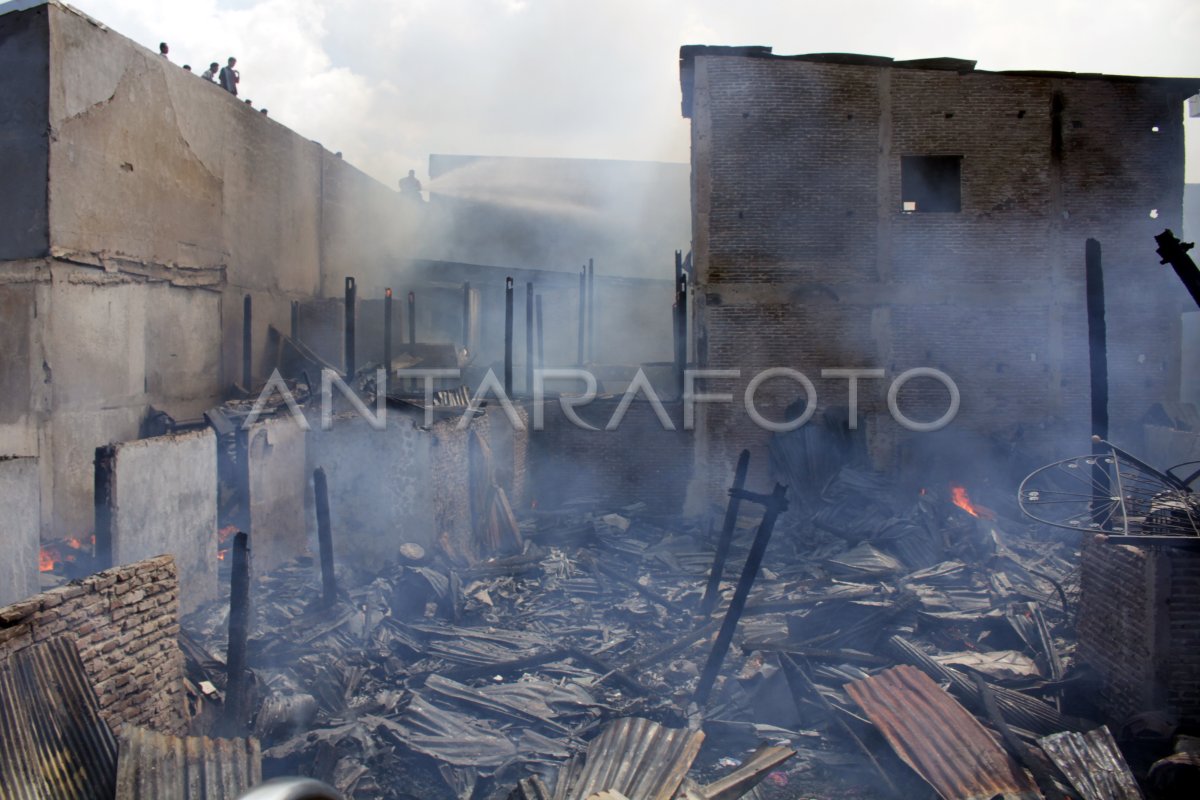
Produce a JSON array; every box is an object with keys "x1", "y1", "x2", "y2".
[
  {"x1": 220, "y1": 57, "x2": 240, "y2": 96},
  {"x1": 201, "y1": 62, "x2": 220, "y2": 82}
]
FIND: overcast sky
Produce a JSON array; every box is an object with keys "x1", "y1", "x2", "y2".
[{"x1": 72, "y1": 0, "x2": 1200, "y2": 185}]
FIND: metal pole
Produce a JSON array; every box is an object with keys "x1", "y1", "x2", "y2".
[
  {"x1": 699, "y1": 450, "x2": 751, "y2": 617},
  {"x1": 224, "y1": 531, "x2": 250, "y2": 733},
  {"x1": 587, "y1": 258, "x2": 595, "y2": 362},
  {"x1": 693, "y1": 483, "x2": 789, "y2": 707},
  {"x1": 1085, "y1": 239, "x2": 1110, "y2": 520},
  {"x1": 504, "y1": 277, "x2": 514, "y2": 397},
  {"x1": 343, "y1": 277, "x2": 356, "y2": 378},
  {"x1": 313, "y1": 467, "x2": 337, "y2": 607},
  {"x1": 525, "y1": 282, "x2": 534, "y2": 396},
  {"x1": 242, "y1": 294, "x2": 252, "y2": 388},
  {"x1": 384, "y1": 288, "x2": 393, "y2": 379},
  {"x1": 577, "y1": 267, "x2": 586, "y2": 366},
  {"x1": 535, "y1": 294, "x2": 544, "y2": 372}
]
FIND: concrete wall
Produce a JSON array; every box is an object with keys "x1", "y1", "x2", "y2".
[
  {"x1": 247, "y1": 416, "x2": 308, "y2": 572},
  {"x1": 0, "y1": 457, "x2": 40, "y2": 606},
  {"x1": 0, "y1": 554, "x2": 186, "y2": 735},
  {"x1": 110, "y1": 429, "x2": 218, "y2": 613},
  {"x1": 0, "y1": 5, "x2": 48, "y2": 259},
  {"x1": 685, "y1": 51, "x2": 1197, "y2": 497},
  {"x1": 306, "y1": 413, "x2": 435, "y2": 566},
  {"x1": 0, "y1": 2, "x2": 426, "y2": 541}
]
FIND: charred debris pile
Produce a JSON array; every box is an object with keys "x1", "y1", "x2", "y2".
[{"x1": 172, "y1": 434, "x2": 1180, "y2": 800}]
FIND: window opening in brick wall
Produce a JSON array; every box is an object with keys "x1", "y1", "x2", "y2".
[{"x1": 901, "y1": 155, "x2": 962, "y2": 213}]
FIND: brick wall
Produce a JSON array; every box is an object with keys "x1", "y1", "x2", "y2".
[
  {"x1": 1077, "y1": 535, "x2": 1200, "y2": 726},
  {"x1": 530, "y1": 399, "x2": 694, "y2": 513},
  {"x1": 686, "y1": 52, "x2": 1193, "y2": 501},
  {"x1": 0, "y1": 555, "x2": 186, "y2": 735}
]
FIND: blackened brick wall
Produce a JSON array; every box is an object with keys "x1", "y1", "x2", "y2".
[
  {"x1": 0, "y1": 555, "x2": 186, "y2": 735},
  {"x1": 688, "y1": 53, "x2": 1193, "y2": 499},
  {"x1": 1078, "y1": 535, "x2": 1200, "y2": 726},
  {"x1": 530, "y1": 399, "x2": 694, "y2": 513}
]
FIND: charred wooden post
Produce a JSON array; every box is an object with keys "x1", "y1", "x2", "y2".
[
  {"x1": 462, "y1": 281, "x2": 471, "y2": 350},
  {"x1": 313, "y1": 467, "x2": 337, "y2": 607},
  {"x1": 1085, "y1": 239, "x2": 1110, "y2": 519},
  {"x1": 700, "y1": 449, "x2": 751, "y2": 617},
  {"x1": 577, "y1": 266, "x2": 586, "y2": 366},
  {"x1": 383, "y1": 288, "x2": 393, "y2": 379},
  {"x1": 241, "y1": 294, "x2": 252, "y2": 388},
  {"x1": 674, "y1": 252, "x2": 687, "y2": 397},
  {"x1": 535, "y1": 294, "x2": 544, "y2": 372},
  {"x1": 587, "y1": 258, "x2": 595, "y2": 362},
  {"x1": 93, "y1": 445, "x2": 116, "y2": 569},
  {"x1": 343, "y1": 277, "x2": 357, "y2": 377},
  {"x1": 1155, "y1": 229, "x2": 1200, "y2": 309},
  {"x1": 525, "y1": 282, "x2": 534, "y2": 396},
  {"x1": 290, "y1": 299, "x2": 299, "y2": 340},
  {"x1": 224, "y1": 531, "x2": 250, "y2": 734},
  {"x1": 693, "y1": 482, "x2": 789, "y2": 707},
  {"x1": 505, "y1": 277, "x2": 515, "y2": 397}
]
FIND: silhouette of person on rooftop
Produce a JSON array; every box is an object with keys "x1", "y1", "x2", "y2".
[
  {"x1": 219, "y1": 57, "x2": 239, "y2": 95},
  {"x1": 159, "y1": 42, "x2": 169, "y2": 58},
  {"x1": 398, "y1": 169, "x2": 423, "y2": 200},
  {"x1": 202, "y1": 62, "x2": 219, "y2": 82}
]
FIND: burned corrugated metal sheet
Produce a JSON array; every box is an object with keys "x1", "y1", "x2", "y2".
[
  {"x1": 562, "y1": 717, "x2": 704, "y2": 800},
  {"x1": 0, "y1": 636, "x2": 118, "y2": 800},
  {"x1": 506, "y1": 776, "x2": 554, "y2": 800},
  {"x1": 845, "y1": 665, "x2": 1040, "y2": 800},
  {"x1": 1038, "y1": 727, "x2": 1143, "y2": 800},
  {"x1": 115, "y1": 725, "x2": 262, "y2": 799}
]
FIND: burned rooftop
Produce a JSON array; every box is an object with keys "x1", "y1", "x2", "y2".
[{"x1": 3, "y1": 3, "x2": 1200, "y2": 799}]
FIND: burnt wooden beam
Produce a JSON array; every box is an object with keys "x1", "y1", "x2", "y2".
[
  {"x1": 700, "y1": 449, "x2": 751, "y2": 618},
  {"x1": 693, "y1": 482, "x2": 789, "y2": 707},
  {"x1": 242, "y1": 294, "x2": 252, "y2": 388},
  {"x1": 343, "y1": 277, "x2": 356, "y2": 377},
  {"x1": 383, "y1": 288, "x2": 393, "y2": 377},
  {"x1": 223, "y1": 531, "x2": 250, "y2": 734},
  {"x1": 1155, "y1": 229, "x2": 1200, "y2": 309},
  {"x1": 313, "y1": 467, "x2": 337, "y2": 607},
  {"x1": 504, "y1": 277, "x2": 514, "y2": 397}
]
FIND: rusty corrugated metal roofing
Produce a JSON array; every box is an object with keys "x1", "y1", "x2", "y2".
[
  {"x1": 562, "y1": 717, "x2": 704, "y2": 800},
  {"x1": 115, "y1": 725, "x2": 262, "y2": 799},
  {"x1": 0, "y1": 636, "x2": 118, "y2": 800},
  {"x1": 845, "y1": 665, "x2": 1040, "y2": 800},
  {"x1": 1038, "y1": 727, "x2": 1143, "y2": 800}
]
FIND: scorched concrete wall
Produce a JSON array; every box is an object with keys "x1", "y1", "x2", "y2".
[
  {"x1": 0, "y1": 5, "x2": 48, "y2": 259},
  {"x1": 0, "y1": 457, "x2": 40, "y2": 606},
  {"x1": 110, "y1": 429, "x2": 218, "y2": 613},
  {"x1": 247, "y1": 416, "x2": 308, "y2": 572}
]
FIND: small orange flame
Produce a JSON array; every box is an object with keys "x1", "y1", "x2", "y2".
[
  {"x1": 38, "y1": 534, "x2": 93, "y2": 573},
  {"x1": 950, "y1": 485, "x2": 996, "y2": 520}
]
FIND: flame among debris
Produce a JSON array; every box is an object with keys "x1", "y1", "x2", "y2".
[
  {"x1": 950, "y1": 485, "x2": 995, "y2": 520},
  {"x1": 39, "y1": 534, "x2": 95, "y2": 572},
  {"x1": 217, "y1": 525, "x2": 238, "y2": 561}
]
